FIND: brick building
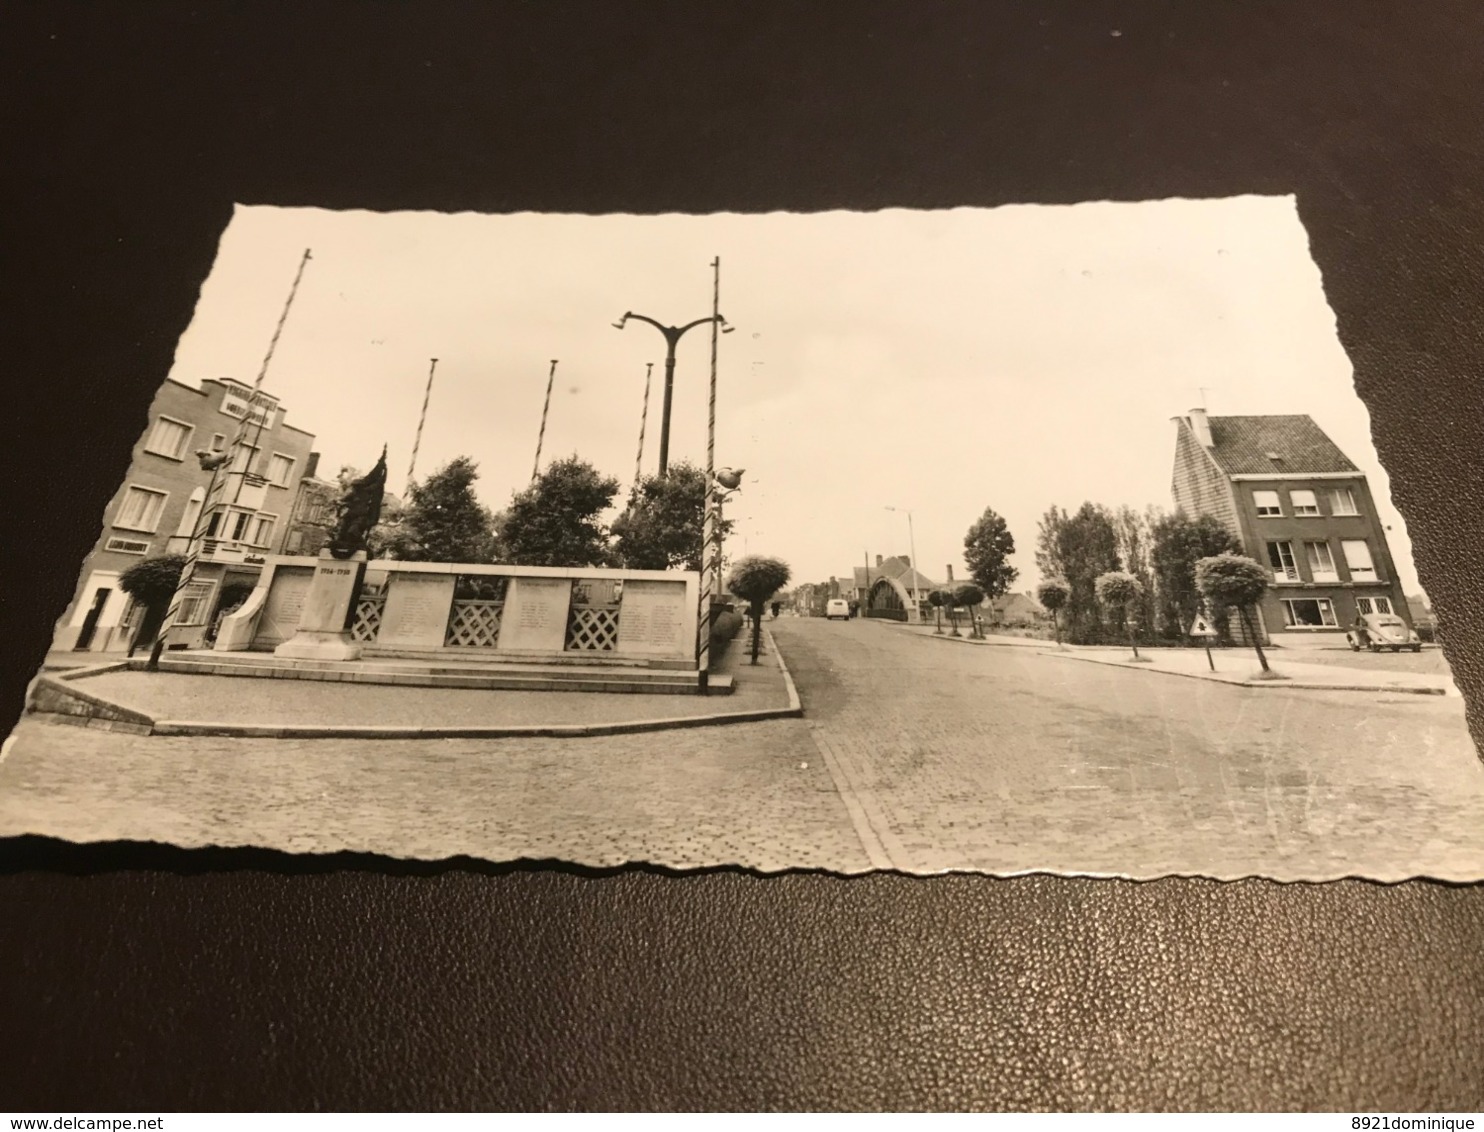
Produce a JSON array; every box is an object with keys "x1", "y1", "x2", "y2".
[
  {"x1": 1170, "y1": 409, "x2": 1410, "y2": 647},
  {"x1": 53, "y1": 378, "x2": 316, "y2": 654}
]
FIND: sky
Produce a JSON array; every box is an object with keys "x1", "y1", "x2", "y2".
[{"x1": 159, "y1": 197, "x2": 1423, "y2": 597}]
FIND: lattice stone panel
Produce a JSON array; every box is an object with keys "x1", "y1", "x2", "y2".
[
  {"x1": 566, "y1": 607, "x2": 619, "y2": 652},
  {"x1": 445, "y1": 600, "x2": 503, "y2": 648},
  {"x1": 352, "y1": 597, "x2": 385, "y2": 642}
]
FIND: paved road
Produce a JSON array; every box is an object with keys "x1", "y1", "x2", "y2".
[
  {"x1": 3, "y1": 618, "x2": 1482, "y2": 879},
  {"x1": 778, "y1": 618, "x2": 1484, "y2": 881}
]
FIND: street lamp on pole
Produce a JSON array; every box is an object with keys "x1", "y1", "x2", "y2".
[
  {"x1": 884, "y1": 505, "x2": 921, "y2": 623},
  {"x1": 612, "y1": 311, "x2": 732, "y2": 477}
]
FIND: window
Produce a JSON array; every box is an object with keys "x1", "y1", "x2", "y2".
[
  {"x1": 1330, "y1": 487, "x2": 1359, "y2": 516},
  {"x1": 1304, "y1": 540, "x2": 1339, "y2": 582},
  {"x1": 249, "y1": 514, "x2": 276, "y2": 548},
  {"x1": 1356, "y1": 597, "x2": 1394, "y2": 617},
  {"x1": 1266, "y1": 540, "x2": 1300, "y2": 583},
  {"x1": 229, "y1": 511, "x2": 251, "y2": 541},
  {"x1": 115, "y1": 486, "x2": 168, "y2": 532},
  {"x1": 176, "y1": 581, "x2": 215, "y2": 626},
  {"x1": 1341, "y1": 539, "x2": 1377, "y2": 581},
  {"x1": 267, "y1": 453, "x2": 296, "y2": 487},
  {"x1": 210, "y1": 433, "x2": 226, "y2": 451},
  {"x1": 144, "y1": 416, "x2": 192, "y2": 460},
  {"x1": 174, "y1": 487, "x2": 206, "y2": 538},
  {"x1": 231, "y1": 444, "x2": 261, "y2": 474},
  {"x1": 1290, "y1": 489, "x2": 1321, "y2": 517},
  {"x1": 1253, "y1": 490, "x2": 1282, "y2": 517},
  {"x1": 1282, "y1": 598, "x2": 1338, "y2": 628}
]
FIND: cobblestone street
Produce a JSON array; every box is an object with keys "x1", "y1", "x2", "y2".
[{"x1": 4, "y1": 618, "x2": 1483, "y2": 879}]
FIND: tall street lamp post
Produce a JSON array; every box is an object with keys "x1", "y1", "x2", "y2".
[
  {"x1": 612, "y1": 311, "x2": 732, "y2": 477},
  {"x1": 884, "y1": 505, "x2": 921, "y2": 623}
]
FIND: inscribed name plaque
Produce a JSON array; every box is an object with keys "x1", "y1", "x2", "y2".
[
  {"x1": 253, "y1": 567, "x2": 314, "y2": 647},
  {"x1": 377, "y1": 573, "x2": 457, "y2": 648},
  {"x1": 615, "y1": 579, "x2": 691, "y2": 658},
  {"x1": 499, "y1": 577, "x2": 572, "y2": 653}
]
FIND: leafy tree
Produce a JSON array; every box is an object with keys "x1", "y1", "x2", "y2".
[
  {"x1": 1036, "y1": 577, "x2": 1071, "y2": 647},
  {"x1": 1150, "y1": 510, "x2": 1243, "y2": 642},
  {"x1": 954, "y1": 582, "x2": 986, "y2": 639},
  {"x1": 726, "y1": 556, "x2": 792, "y2": 665},
  {"x1": 119, "y1": 554, "x2": 186, "y2": 607},
  {"x1": 612, "y1": 461, "x2": 734, "y2": 571},
  {"x1": 1035, "y1": 502, "x2": 1122, "y2": 643},
  {"x1": 118, "y1": 554, "x2": 185, "y2": 656},
  {"x1": 1095, "y1": 570, "x2": 1147, "y2": 660},
  {"x1": 928, "y1": 588, "x2": 947, "y2": 634},
  {"x1": 1111, "y1": 505, "x2": 1157, "y2": 643},
  {"x1": 963, "y1": 507, "x2": 1018, "y2": 602},
  {"x1": 1195, "y1": 553, "x2": 1273, "y2": 673},
  {"x1": 498, "y1": 455, "x2": 619, "y2": 568}
]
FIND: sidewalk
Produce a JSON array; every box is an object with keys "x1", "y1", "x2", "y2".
[
  {"x1": 878, "y1": 621, "x2": 1457, "y2": 695},
  {"x1": 24, "y1": 629, "x2": 802, "y2": 738}
]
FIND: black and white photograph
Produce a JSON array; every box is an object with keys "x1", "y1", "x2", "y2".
[{"x1": 3, "y1": 195, "x2": 1479, "y2": 880}]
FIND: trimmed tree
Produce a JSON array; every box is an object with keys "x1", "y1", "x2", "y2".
[
  {"x1": 119, "y1": 554, "x2": 186, "y2": 655},
  {"x1": 381, "y1": 456, "x2": 497, "y2": 563},
  {"x1": 928, "y1": 588, "x2": 946, "y2": 634},
  {"x1": 1095, "y1": 570, "x2": 1147, "y2": 661},
  {"x1": 954, "y1": 582, "x2": 986, "y2": 640},
  {"x1": 1036, "y1": 577, "x2": 1072, "y2": 647},
  {"x1": 963, "y1": 508, "x2": 1019, "y2": 602},
  {"x1": 498, "y1": 456, "x2": 620, "y2": 568},
  {"x1": 1195, "y1": 553, "x2": 1273, "y2": 673},
  {"x1": 612, "y1": 461, "x2": 734, "y2": 571},
  {"x1": 726, "y1": 556, "x2": 792, "y2": 665}
]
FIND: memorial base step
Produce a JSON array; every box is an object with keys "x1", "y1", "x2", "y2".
[{"x1": 151, "y1": 652, "x2": 730, "y2": 695}]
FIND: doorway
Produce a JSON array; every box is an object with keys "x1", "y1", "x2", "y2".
[{"x1": 74, "y1": 586, "x2": 112, "y2": 650}]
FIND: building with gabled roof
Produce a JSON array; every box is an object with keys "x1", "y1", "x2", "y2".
[{"x1": 1170, "y1": 408, "x2": 1410, "y2": 647}]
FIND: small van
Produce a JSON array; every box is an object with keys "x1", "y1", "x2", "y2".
[{"x1": 825, "y1": 598, "x2": 851, "y2": 621}]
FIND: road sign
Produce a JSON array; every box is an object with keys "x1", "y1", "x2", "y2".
[{"x1": 1188, "y1": 613, "x2": 1218, "y2": 638}]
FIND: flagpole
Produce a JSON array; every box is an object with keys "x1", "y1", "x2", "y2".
[
  {"x1": 532, "y1": 359, "x2": 558, "y2": 483},
  {"x1": 148, "y1": 247, "x2": 313, "y2": 670},
  {"x1": 405, "y1": 357, "x2": 438, "y2": 497},
  {"x1": 698, "y1": 256, "x2": 722, "y2": 692}
]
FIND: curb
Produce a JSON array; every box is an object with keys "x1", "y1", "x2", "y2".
[
  {"x1": 1041, "y1": 649, "x2": 1450, "y2": 696},
  {"x1": 765, "y1": 625, "x2": 804, "y2": 713},
  {"x1": 876, "y1": 620, "x2": 1059, "y2": 652},
  {"x1": 24, "y1": 641, "x2": 806, "y2": 741}
]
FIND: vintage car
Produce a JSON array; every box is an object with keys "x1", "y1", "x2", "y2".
[
  {"x1": 825, "y1": 598, "x2": 851, "y2": 621},
  {"x1": 1345, "y1": 612, "x2": 1423, "y2": 653}
]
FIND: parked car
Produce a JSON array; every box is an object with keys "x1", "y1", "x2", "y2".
[
  {"x1": 825, "y1": 598, "x2": 851, "y2": 621},
  {"x1": 1345, "y1": 612, "x2": 1422, "y2": 653}
]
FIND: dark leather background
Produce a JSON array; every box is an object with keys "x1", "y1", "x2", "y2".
[{"x1": 2, "y1": 1, "x2": 1483, "y2": 1111}]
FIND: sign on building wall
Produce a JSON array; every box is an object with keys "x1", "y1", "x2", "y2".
[{"x1": 219, "y1": 390, "x2": 280, "y2": 430}]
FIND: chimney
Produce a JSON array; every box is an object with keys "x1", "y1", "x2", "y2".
[
  {"x1": 1188, "y1": 407, "x2": 1214, "y2": 448},
  {"x1": 899, "y1": 555, "x2": 910, "y2": 567},
  {"x1": 946, "y1": 564, "x2": 954, "y2": 583},
  {"x1": 305, "y1": 451, "x2": 321, "y2": 479},
  {"x1": 876, "y1": 554, "x2": 883, "y2": 567}
]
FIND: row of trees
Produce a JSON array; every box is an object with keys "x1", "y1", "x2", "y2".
[
  {"x1": 1037, "y1": 555, "x2": 1274, "y2": 671},
  {"x1": 1033, "y1": 502, "x2": 1243, "y2": 645},
  {"x1": 344, "y1": 454, "x2": 733, "y2": 571}
]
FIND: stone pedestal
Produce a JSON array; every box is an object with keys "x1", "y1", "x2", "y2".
[{"x1": 274, "y1": 550, "x2": 367, "y2": 661}]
